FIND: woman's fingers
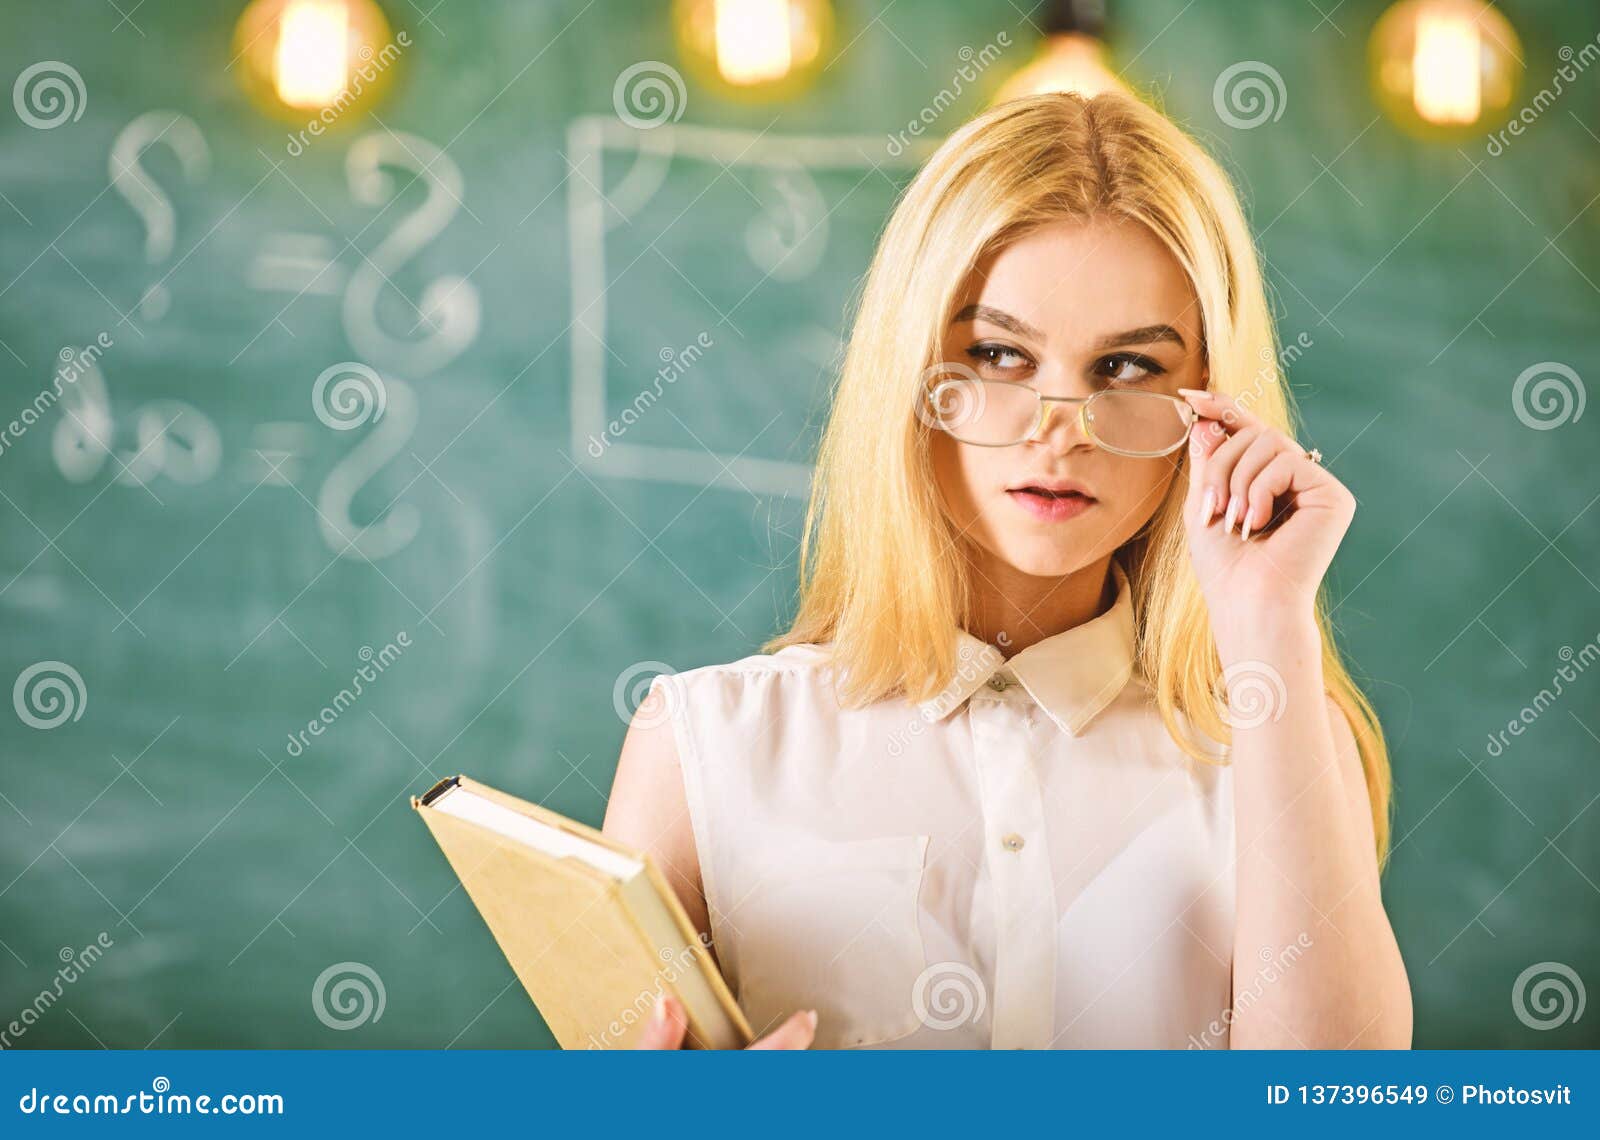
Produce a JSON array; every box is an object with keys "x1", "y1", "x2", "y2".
[
  {"x1": 1241, "y1": 450, "x2": 1302, "y2": 538},
  {"x1": 1178, "y1": 386, "x2": 1259, "y2": 432},
  {"x1": 637, "y1": 993, "x2": 689, "y2": 1049},
  {"x1": 1227, "y1": 431, "x2": 1291, "y2": 536},
  {"x1": 636, "y1": 994, "x2": 816, "y2": 1049},
  {"x1": 747, "y1": 1009, "x2": 818, "y2": 1050}
]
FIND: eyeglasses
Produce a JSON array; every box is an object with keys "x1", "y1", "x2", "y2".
[{"x1": 922, "y1": 366, "x2": 1197, "y2": 457}]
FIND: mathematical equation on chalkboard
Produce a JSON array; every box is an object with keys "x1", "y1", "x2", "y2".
[{"x1": 50, "y1": 112, "x2": 484, "y2": 563}]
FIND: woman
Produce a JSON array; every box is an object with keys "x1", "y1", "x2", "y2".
[{"x1": 603, "y1": 90, "x2": 1411, "y2": 1049}]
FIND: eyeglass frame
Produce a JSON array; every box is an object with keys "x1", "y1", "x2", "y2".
[{"x1": 925, "y1": 375, "x2": 1199, "y2": 458}]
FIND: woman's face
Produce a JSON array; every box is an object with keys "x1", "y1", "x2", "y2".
[{"x1": 930, "y1": 215, "x2": 1206, "y2": 579}]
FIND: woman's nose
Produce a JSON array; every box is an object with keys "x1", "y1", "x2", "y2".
[{"x1": 1032, "y1": 400, "x2": 1092, "y2": 449}]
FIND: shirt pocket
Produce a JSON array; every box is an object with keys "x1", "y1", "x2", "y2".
[{"x1": 733, "y1": 833, "x2": 930, "y2": 1049}]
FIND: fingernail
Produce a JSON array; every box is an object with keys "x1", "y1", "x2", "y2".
[
  {"x1": 1223, "y1": 497, "x2": 1238, "y2": 535},
  {"x1": 1177, "y1": 387, "x2": 1206, "y2": 396},
  {"x1": 652, "y1": 995, "x2": 668, "y2": 1025},
  {"x1": 1240, "y1": 506, "x2": 1252, "y2": 541},
  {"x1": 1199, "y1": 487, "x2": 1217, "y2": 523},
  {"x1": 805, "y1": 1010, "x2": 818, "y2": 1031}
]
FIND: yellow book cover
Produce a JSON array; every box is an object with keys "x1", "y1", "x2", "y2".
[{"x1": 413, "y1": 775, "x2": 752, "y2": 1050}]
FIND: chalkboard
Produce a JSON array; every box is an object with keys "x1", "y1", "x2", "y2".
[{"x1": 1, "y1": 0, "x2": 1595, "y2": 1049}]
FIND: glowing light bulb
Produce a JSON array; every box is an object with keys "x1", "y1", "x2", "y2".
[
  {"x1": 275, "y1": 1, "x2": 351, "y2": 108},
  {"x1": 715, "y1": 0, "x2": 792, "y2": 86},
  {"x1": 992, "y1": 32, "x2": 1125, "y2": 102},
  {"x1": 674, "y1": 0, "x2": 833, "y2": 102},
  {"x1": 233, "y1": 0, "x2": 401, "y2": 123},
  {"x1": 1370, "y1": 0, "x2": 1521, "y2": 135}
]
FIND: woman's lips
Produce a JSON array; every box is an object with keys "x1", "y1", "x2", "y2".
[{"x1": 1006, "y1": 487, "x2": 1096, "y2": 522}]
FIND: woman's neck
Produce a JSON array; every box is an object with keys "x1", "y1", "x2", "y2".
[{"x1": 964, "y1": 550, "x2": 1117, "y2": 657}]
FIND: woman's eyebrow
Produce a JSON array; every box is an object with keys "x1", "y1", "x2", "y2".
[
  {"x1": 950, "y1": 304, "x2": 1046, "y2": 343},
  {"x1": 951, "y1": 309, "x2": 1187, "y2": 353},
  {"x1": 1092, "y1": 324, "x2": 1186, "y2": 350}
]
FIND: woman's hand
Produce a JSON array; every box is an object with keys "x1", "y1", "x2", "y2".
[
  {"x1": 634, "y1": 994, "x2": 817, "y2": 1050},
  {"x1": 1177, "y1": 386, "x2": 1355, "y2": 639}
]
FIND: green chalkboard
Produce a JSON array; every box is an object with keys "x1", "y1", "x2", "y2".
[{"x1": 1, "y1": 0, "x2": 1596, "y2": 1050}]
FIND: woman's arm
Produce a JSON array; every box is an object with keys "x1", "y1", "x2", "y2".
[
  {"x1": 1214, "y1": 612, "x2": 1413, "y2": 1048},
  {"x1": 602, "y1": 708, "x2": 711, "y2": 939},
  {"x1": 602, "y1": 704, "x2": 816, "y2": 1050},
  {"x1": 1178, "y1": 386, "x2": 1412, "y2": 1049}
]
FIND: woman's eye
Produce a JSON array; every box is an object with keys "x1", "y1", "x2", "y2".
[
  {"x1": 965, "y1": 343, "x2": 1031, "y2": 374},
  {"x1": 1096, "y1": 353, "x2": 1165, "y2": 383}
]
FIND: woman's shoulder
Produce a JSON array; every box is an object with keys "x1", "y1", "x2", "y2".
[{"x1": 666, "y1": 640, "x2": 837, "y2": 690}]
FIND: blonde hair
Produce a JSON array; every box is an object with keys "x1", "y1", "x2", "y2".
[{"x1": 766, "y1": 91, "x2": 1392, "y2": 863}]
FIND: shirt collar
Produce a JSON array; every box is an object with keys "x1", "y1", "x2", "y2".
[{"x1": 917, "y1": 559, "x2": 1137, "y2": 737}]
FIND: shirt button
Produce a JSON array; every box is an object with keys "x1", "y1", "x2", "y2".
[
  {"x1": 987, "y1": 674, "x2": 1010, "y2": 691},
  {"x1": 1001, "y1": 832, "x2": 1026, "y2": 852}
]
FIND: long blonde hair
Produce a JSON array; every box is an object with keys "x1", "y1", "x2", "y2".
[{"x1": 766, "y1": 91, "x2": 1392, "y2": 863}]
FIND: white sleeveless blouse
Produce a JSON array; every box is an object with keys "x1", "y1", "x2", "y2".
[{"x1": 650, "y1": 559, "x2": 1236, "y2": 1049}]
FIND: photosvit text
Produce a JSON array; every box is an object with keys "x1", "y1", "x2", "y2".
[{"x1": 1265, "y1": 1084, "x2": 1572, "y2": 1106}]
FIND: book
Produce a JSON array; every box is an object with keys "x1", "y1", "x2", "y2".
[{"x1": 413, "y1": 774, "x2": 752, "y2": 1050}]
